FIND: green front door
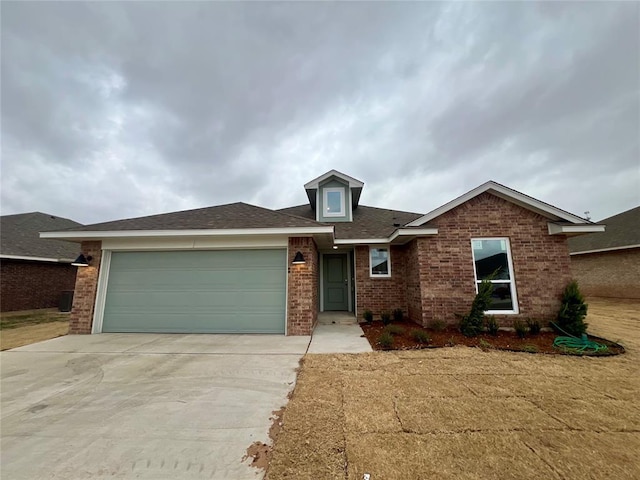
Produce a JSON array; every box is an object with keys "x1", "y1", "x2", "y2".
[
  {"x1": 102, "y1": 249, "x2": 286, "y2": 334},
  {"x1": 323, "y1": 254, "x2": 349, "y2": 311}
]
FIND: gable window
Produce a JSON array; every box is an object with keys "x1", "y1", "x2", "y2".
[
  {"x1": 323, "y1": 187, "x2": 345, "y2": 217},
  {"x1": 471, "y1": 238, "x2": 518, "y2": 314},
  {"x1": 370, "y1": 247, "x2": 391, "y2": 277}
]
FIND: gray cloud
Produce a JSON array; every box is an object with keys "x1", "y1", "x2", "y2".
[{"x1": 1, "y1": 1, "x2": 638, "y2": 225}]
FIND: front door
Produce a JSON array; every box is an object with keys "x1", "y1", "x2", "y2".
[{"x1": 323, "y1": 254, "x2": 349, "y2": 311}]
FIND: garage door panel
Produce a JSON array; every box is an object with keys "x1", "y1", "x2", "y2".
[{"x1": 102, "y1": 250, "x2": 286, "y2": 334}]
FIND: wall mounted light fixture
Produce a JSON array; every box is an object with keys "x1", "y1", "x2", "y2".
[
  {"x1": 72, "y1": 254, "x2": 93, "y2": 267},
  {"x1": 292, "y1": 251, "x2": 306, "y2": 265}
]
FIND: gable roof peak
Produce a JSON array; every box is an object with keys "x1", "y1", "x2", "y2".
[
  {"x1": 406, "y1": 180, "x2": 590, "y2": 226},
  {"x1": 303, "y1": 169, "x2": 364, "y2": 189}
]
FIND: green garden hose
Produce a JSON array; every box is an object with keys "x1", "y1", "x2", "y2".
[{"x1": 550, "y1": 322, "x2": 608, "y2": 354}]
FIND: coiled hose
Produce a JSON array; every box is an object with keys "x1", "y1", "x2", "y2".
[{"x1": 551, "y1": 322, "x2": 608, "y2": 354}]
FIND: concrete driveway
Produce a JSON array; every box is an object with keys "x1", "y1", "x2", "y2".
[{"x1": 1, "y1": 333, "x2": 310, "y2": 480}]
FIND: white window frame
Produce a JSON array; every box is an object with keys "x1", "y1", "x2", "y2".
[
  {"x1": 369, "y1": 246, "x2": 391, "y2": 278},
  {"x1": 323, "y1": 187, "x2": 346, "y2": 217},
  {"x1": 470, "y1": 237, "x2": 519, "y2": 314}
]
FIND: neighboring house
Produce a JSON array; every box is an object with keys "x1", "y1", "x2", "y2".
[
  {"x1": 1, "y1": 212, "x2": 82, "y2": 312},
  {"x1": 568, "y1": 206, "x2": 640, "y2": 299},
  {"x1": 41, "y1": 170, "x2": 603, "y2": 335}
]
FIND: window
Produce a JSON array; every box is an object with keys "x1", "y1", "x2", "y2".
[
  {"x1": 323, "y1": 187, "x2": 345, "y2": 217},
  {"x1": 370, "y1": 247, "x2": 391, "y2": 277},
  {"x1": 471, "y1": 238, "x2": 518, "y2": 313}
]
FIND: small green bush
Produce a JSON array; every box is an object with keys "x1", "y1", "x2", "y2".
[
  {"x1": 513, "y1": 319, "x2": 528, "y2": 338},
  {"x1": 526, "y1": 318, "x2": 541, "y2": 335},
  {"x1": 363, "y1": 309, "x2": 373, "y2": 323},
  {"x1": 429, "y1": 319, "x2": 446, "y2": 332},
  {"x1": 555, "y1": 280, "x2": 588, "y2": 336},
  {"x1": 411, "y1": 329, "x2": 431, "y2": 344},
  {"x1": 478, "y1": 339, "x2": 493, "y2": 351},
  {"x1": 378, "y1": 332, "x2": 394, "y2": 349},
  {"x1": 446, "y1": 336, "x2": 457, "y2": 347},
  {"x1": 381, "y1": 311, "x2": 392, "y2": 326},
  {"x1": 460, "y1": 278, "x2": 493, "y2": 337},
  {"x1": 392, "y1": 308, "x2": 404, "y2": 322},
  {"x1": 485, "y1": 315, "x2": 499, "y2": 336},
  {"x1": 384, "y1": 324, "x2": 405, "y2": 336},
  {"x1": 521, "y1": 344, "x2": 539, "y2": 353}
]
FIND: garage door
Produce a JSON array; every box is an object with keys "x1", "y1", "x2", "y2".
[{"x1": 102, "y1": 250, "x2": 286, "y2": 334}]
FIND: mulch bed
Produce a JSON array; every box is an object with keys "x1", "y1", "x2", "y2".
[{"x1": 360, "y1": 320, "x2": 625, "y2": 356}]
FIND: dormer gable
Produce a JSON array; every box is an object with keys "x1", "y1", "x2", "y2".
[{"x1": 304, "y1": 170, "x2": 364, "y2": 223}]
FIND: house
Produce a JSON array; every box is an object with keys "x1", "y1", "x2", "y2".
[
  {"x1": 568, "y1": 206, "x2": 640, "y2": 299},
  {"x1": 40, "y1": 170, "x2": 604, "y2": 335},
  {"x1": 1, "y1": 212, "x2": 82, "y2": 312}
]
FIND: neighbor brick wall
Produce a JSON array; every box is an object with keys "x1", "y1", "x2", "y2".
[
  {"x1": 355, "y1": 245, "x2": 407, "y2": 319},
  {"x1": 287, "y1": 237, "x2": 318, "y2": 335},
  {"x1": 570, "y1": 248, "x2": 640, "y2": 299},
  {"x1": 68, "y1": 241, "x2": 102, "y2": 334},
  {"x1": 0, "y1": 259, "x2": 77, "y2": 312},
  {"x1": 413, "y1": 192, "x2": 573, "y2": 327}
]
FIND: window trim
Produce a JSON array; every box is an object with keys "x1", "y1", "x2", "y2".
[
  {"x1": 369, "y1": 246, "x2": 391, "y2": 278},
  {"x1": 470, "y1": 237, "x2": 519, "y2": 314},
  {"x1": 323, "y1": 187, "x2": 346, "y2": 217}
]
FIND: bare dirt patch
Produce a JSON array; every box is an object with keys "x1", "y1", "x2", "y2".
[
  {"x1": 0, "y1": 309, "x2": 69, "y2": 350},
  {"x1": 243, "y1": 407, "x2": 285, "y2": 471},
  {"x1": 267, "y1": 298, "x2": 640, "y2": 479}
]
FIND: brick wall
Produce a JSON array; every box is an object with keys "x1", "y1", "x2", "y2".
[
  {"x1": 287, "y1": 237, "x2": 318, "y2": 335},
  {"x1": 570, "y1": 248, "x2": 640, "y2": 299},
  {"x1": 412, "y1": 192, "x2": 573, "y2": 327},
  {"x1": 354, "y1": 245, "x2": 407, "y2": 319},
  {"x1": 0, "y1": 259, "x2": 77, "y2": 312},
  {"x1": 68, "y1": 241, "x2": 102, "y2": 334}
]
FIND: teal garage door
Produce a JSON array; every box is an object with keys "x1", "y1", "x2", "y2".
[{"x1": 102, "y1": 250, "x2": 286, "y2": 334}]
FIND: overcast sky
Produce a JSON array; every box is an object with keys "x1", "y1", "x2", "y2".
[{"x1": 2, "y1": 1, "x2": 638, "y2": 225}]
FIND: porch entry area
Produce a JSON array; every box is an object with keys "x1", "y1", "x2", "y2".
[{"x1": 320, "y1": 251, "x2": 355, "y2": 317}]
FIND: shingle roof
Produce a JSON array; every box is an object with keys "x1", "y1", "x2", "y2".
[
  {"x1": 568, "y1": 206, "x2": 640, "y2": 253},
  {"x1": 278, "y1": 204, "x2": 423, "y2": 239},
  {"x1": 1, "y1": 212, "x2": 82, "y2": 261},
  {"x1": 56, "y1": 202, "x2": 324, "y2": 232}
]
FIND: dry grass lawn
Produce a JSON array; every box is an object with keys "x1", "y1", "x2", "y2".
[
  {"x1": 268, "y1": 298, "x2": 640, "y2": 479},
  {"x1": 0, "y1": 309, "x2": 69, "y2": 351}
]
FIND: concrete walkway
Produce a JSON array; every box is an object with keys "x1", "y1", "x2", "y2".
[
  {"x1": 307, "y1": 323, "x2": 373, "y2": 354},
  {"x1": 1, "y1": 334, "x2": 310, "y2": 480}
]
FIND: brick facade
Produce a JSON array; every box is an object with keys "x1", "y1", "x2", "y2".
[
  {"x1": 402, "y1": 192, "x2": 573, "y2": 327},
  {"x1": 0, "y1": 259, "x2": 77, "y2": 312},
  {"x1": 354, "y1": 245, "x2": 407, "y2": 319},
  {"x1": 287, "y1": 237, "x2": 319, "y2": 335},
  {"x1": 570, "y1": 248, "x2": 640, "y2": 299},
  {"x1": 68, "y1": 241, "x2": 102, "y2": 334}
]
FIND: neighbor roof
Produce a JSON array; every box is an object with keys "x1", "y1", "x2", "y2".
[
  {"x1": 1, "y1": 212, "x2": 82, "y2": 262},
  {"x1": 278, "y1": 204, "x2": 423, "y2": 240},
  {"x1": 44, "y1": 202, "x2": 325, "y2": 233},
  {"x1": 568, "y1": 206, "x2": 640, "y2": 254}
]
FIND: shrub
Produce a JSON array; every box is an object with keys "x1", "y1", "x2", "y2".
[
  {"x1": 485, "y1": 315, "x2": 499, "y2": 336},
  {"x1": 459, "y1": 278, "x2": 493, "y2": 337},
  {"x1": 392, "y1": 308, "x2": 404, "y2": 322},
  {"x1": 411, "y1": 329, "x2": 431, "y2": 344},
  {"x1": 478, "y1": 339, "x2": 493, "y2": 351},
  {"x1": 555, "y1": 280, "x2": 588, "y2": 336},
  {"x1": 384, "y1": 324, "x2": 405, "y2": 336},
  {"x1": 378, "y1": 332, "x2": 394, "y2": 349},
  {"x1": 513, "y1": 319, "x2": 528, "y2": 338},
  {"x1": 446, "y1": 336, "x2": 457, "y2": 347},
  {"x1": 363, "y1": 309, "x2": 373, "y2": 324},
  {"x1": 381, "y1": 311, "x2": 392, "y2": 326},
  {"x1": 429, "y1": 319, "x2": 446, "y2": 332},
  {"x1": 526, "y1": 318, "x2": 541, "y2": 336},
  {"x1": 521, "y1": 344, "x2": 539, "y2": 353}
]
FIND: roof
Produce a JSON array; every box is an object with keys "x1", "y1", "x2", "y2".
[
  {"x1": 278, "y1": 204, "x2": 423, "y2": 240},
  {"x1": 407, "y1": 180, "x2": 593, "y2": 226},
  {"x1": 568, "y1": 206, "x2": 640, "y2": 254},
  {"x1": 44, "y1": 202, "x2": 324, "y2": 234},
  {"x1": 1, "y1": 212, "x2": 82, "y2": 262},
  {"x1": 303, "y1": 169, "x2": 364, "y2": 209}
]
